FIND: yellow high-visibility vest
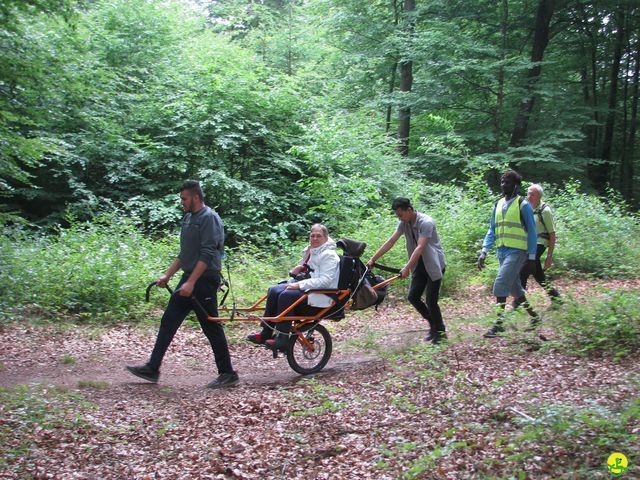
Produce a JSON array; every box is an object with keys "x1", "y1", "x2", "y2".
[{"x1": 495, "y1": 196, "x2": 527, "y2": 250}]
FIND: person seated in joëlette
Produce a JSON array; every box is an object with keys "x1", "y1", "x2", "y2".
[{"x1": 246, "y1": 223, "x2": 340, "y2": 350}]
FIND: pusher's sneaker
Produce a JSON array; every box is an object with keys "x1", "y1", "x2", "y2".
[
  {"x1": 126, "y1": 364, "x2": 159, "y2": 383},
  {"x1": 206, "y1": 372, "x2": 239, "y2": 389}
]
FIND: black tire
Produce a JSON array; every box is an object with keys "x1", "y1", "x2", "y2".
[{"x1": 286, "y1": 324, "x2": 332, "y2": 375}]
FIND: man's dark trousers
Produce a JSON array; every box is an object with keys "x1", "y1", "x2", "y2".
[
  {"x1": 148, "y1": 271, "x2": 233, "y2": 374},
  {"x1": 408, "y1": 260, "x2": 445, "y2": 334},
  {"x1": 519, "y1": 244, "x2": 560, "y2": 298}
]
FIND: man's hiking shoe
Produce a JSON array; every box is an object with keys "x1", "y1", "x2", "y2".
[
  {"x1": 430, "y1": 332, "x2": 447, "y2": 344},
  {"x1": 425, "y1": 331, "x2": 447, "y2": 344},
  {"x1": 126, "y1": 364, "x2": 159, "y2": 383},
  {"x1": 483, "y1": 325, "x2": 505, "y2": 338},
  {"x1": 246, "y1": 332, "x2": 267, "y2": 345},
  {"x1": 526, "y1": 316, "x2": 542, "y2": 332},
  {"x1": 206, "y1": 372, "x2": 239, "y2": 389},
  {"x1": 549, "y1": 296, "x2": 563, "y2": 310}
]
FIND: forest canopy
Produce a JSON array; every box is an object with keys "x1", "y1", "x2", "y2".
[{"x1": 1, "y1": 0, "x2": 639, "y2": 244}]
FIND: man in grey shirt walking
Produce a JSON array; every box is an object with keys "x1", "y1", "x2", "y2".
[
  {"x1": 127, "y1": 180, "x2": 238, "y2": 388},
  {"x1": 367, "y1": 197, "x2": 447, "y2": 344}
]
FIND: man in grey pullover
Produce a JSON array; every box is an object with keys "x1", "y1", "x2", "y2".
[{"x1": 127, "y1": 180, "x2": 238, "y2": 388}]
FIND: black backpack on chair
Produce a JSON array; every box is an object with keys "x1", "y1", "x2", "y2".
[{"x1": 335, "y1": 238, "x2": 387, "y2": 311}]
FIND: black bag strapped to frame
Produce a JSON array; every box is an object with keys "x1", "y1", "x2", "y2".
[
  {"x1": 334, "y1": 237, "x2": 390, "y2": 311},
  {"x1": 351, "y1": 262, "x2": 388, "y2": 311}
]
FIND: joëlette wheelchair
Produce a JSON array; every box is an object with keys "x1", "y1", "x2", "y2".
[{"x1": 146, "y1": 238, "x2": 400, "y2": 375}]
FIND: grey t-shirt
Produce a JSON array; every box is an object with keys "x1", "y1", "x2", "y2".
[
  {"x1": 178, "y1": 206, "x2": 224, "y2": 274},
  {"x1": 396, "y1": 211, "x2": 446, "y2": 281}
]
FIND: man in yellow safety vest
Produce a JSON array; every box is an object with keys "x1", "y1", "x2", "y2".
[{"x1": 477, "y1": 170, "x2": 539, "y2": 337}]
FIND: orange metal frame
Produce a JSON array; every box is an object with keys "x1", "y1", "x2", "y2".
[{"x1": 207, "y1": 274, "x2": 401, "y2": 326}]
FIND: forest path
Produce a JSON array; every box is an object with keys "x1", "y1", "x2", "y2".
[
  {"x1": 1, "y1": 279, "x2": 639, "y2": 479},
  {"x1": 1, "y1": 278, "x2": 638, "y2": 391}
]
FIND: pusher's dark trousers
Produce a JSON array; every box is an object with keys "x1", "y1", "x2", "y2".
[
  {"x1": 408, "y1": 260, "x2": 445, "y2": 334},
  {"x1": 148, "y1": 271, "x2": 234, "y2": 374}
]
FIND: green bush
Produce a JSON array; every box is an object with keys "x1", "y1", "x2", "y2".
[
  {"x1": 547, "y1": 290, "x2": 640, "y2": 359},
  {"x1": 0, "y1": 215, "x2": 175, "y2": 321},
  {"x1": 220, "y1": 243, "x2": 299, "y2": 306},
  {"x1": 550, "y1": 181, "x2": 640, "y2": 278}
]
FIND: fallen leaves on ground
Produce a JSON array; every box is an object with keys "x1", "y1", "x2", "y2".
[{"x1": 1, "y1": 279, "x2": 639, "y2": 479}]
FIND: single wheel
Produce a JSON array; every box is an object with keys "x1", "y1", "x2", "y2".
[{"x1": 286, "y1": 324, "x2": 332, "y2": 375}]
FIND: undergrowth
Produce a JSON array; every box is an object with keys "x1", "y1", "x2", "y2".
[
  {"x1": 1, "y1": 177, "x2": 638, "y2": 322},
  {"x1": 545, "y1": 290, "x2": 640, "y2": 359}
]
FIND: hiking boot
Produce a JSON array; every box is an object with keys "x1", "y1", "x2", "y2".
[
  {"x1": 483, "y1": 325, "x2": 505, "y2": 338},
  {"x1": 246, "y1": 332, "x2": 267, "y2": 345},
  {"x1": 526, "y1": 316, "x2": 542, "y2": 331},
  {"x1": 549, "y1": 296, "x2": 563, "y2": 310},
  {"x1": 430, "y1": 332, "x2": 447, "y2": 344},
  {"x1": 206, "y1": 372, "x2": 239, "y2": 389},
  {"x1": 126, "y1": 364, "x2": 159, "y2": 383}
]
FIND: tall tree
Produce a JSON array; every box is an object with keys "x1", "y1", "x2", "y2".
[
  {"x1": 385, "y1": 0, "x2": 400, "y2": 134},
  {"x1": 585, "y1": 7, "x2": 626, "y2": 188},
  {"x1": 623, "y1": 37, "x2": 639, "y2": 200},
  {"x1": 509, "y1": 0, "x2": 555, "y2": 147},
  {"x1": 397, "y1": 0, "x2": 416, "y2": 156}
]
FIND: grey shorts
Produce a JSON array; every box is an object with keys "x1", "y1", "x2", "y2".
[{"x1": 493, "y1": 250, "x2": 527, "y2": 298}]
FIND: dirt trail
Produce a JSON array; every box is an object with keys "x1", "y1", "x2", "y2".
[{"x1": 1, "y1": 278, "x2": 637, "y2": 391}]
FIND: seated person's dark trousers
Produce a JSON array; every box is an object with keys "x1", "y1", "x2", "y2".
[
  {"x1": 407, "y1": 260, "x2": 445, "y2": 333},
  {"x1": 263, "y1": 283, "x2": 318, "y2": 336},
  {"x1": 148, "y1": 271, "x2": 233, "y2": 374},
  {"x1": 519, "y1": 244, "x2": 560, "y2": 298}
]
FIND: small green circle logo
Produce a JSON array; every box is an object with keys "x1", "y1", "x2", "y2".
[{"x1": 607, "y1": 452, "x2": 628, "y2": 476}]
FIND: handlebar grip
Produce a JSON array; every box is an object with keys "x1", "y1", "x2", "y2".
[{"x1": 145, "y1": 281, "x2": 173, "y2": 302}]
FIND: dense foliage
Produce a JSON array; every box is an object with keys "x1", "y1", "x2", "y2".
[
  {"x1": 2, "y1": 176, "x2": 638, "y2": 319},
  {"x1": 548, "y1": 289, "x2": 640, "y2": 359},
  {"x1": 1, "y1": 0, "x2": 638, "y2": 242},
  {"x1": 1, "y1": 0, "x2": 639, "y2": 318}
]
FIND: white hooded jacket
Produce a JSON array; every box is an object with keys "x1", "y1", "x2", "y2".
[{"x1": 296, "y1": 239, "x2": 340, "y2": 307}]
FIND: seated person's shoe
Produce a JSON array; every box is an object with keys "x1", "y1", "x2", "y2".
[
  {"x1": 126, "y1": 364, "x2": 159, "y2": 383},
  {"x1": 246, "y1": 332, "x2": 267, "y2": 345},
  {"x1": 483, "y1": 325, "x2": 505, "y2": 338},
  {"x1": 206, "y1": 372, "x2": 239, "y2": 389},
  {"x1": 265, "y1": 335, "x2": 290, "y2": 352}
]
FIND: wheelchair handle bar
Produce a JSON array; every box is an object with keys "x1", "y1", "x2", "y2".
[
  {"x1": 145, "y1": 281, "x2": 211, "y2": 321},
  {"x1": 146, "y1": 281, "x2": 173, "y2": 302}
]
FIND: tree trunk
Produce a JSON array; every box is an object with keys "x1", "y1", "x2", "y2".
[
  {"x1": 286, "y1": 2, "x2": 293, "y2": 76},
  {"x1": 494, "y1": 0, "x2": 508, "y2": 151},
  {"x1": 386, "y1": 0, "x2": 400, "y2": 134},
  {"x1": 622, "y1": 39, "x2": 639, "y2": 201},
  {"x1": 509, "y1": 0, "x2": 555, "y2": 147},
  {"x1": 596, "y1": 10, "x2": 625, "y2": 189},
  {"x1": 386, "y1": 62, "x2": 398, "y2": 133},
  {"x1": 619, "y1": 40, "x2": 631, "y2": 194},
  {"x1": 397, "y1": 0, "x2": 415, "y2": 157}
]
